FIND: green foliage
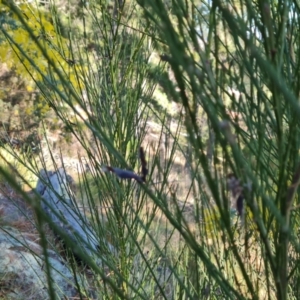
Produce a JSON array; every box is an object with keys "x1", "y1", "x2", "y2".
[
  {"x1": 1, "y1": 0, "x2": 300, "y2": 299},
  {"x1": 0, "y1": 1, "x2": 83, "y2": 105},
  {"x1": 0, "y1": 146, "x2": 37, "y2": 189}
]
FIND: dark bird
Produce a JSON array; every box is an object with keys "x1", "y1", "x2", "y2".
[{"x1": 102, "y1": 146, "x2": 148, "y2": 183}]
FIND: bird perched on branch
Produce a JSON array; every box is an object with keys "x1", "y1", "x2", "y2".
[{"x1": 102, "y1": 147, "x2": 148, "y2": 183}]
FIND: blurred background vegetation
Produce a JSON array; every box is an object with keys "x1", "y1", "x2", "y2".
[{"x1": 1, "y1": 0, "x2": 300, "y2": 299}]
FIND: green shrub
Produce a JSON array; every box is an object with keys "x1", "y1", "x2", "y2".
[{"x1": 1, "y1": 0, "x2": 300, "y2": 299}]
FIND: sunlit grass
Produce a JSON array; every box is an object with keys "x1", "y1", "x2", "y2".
[{"x1": 0, "y1": 146, "x2": 38, "y2": 191}]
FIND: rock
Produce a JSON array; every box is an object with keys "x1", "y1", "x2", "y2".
[
  {"x1": 0, "y1": 191, "x2": 28, "y2": 224},
  {"x1": 35, "y1": 168, "x2": 116, "y2": 264},
  {"x1": 0, "y1": 227, "x2": 82, "y2": 299},
  {"x1": 0, "y1": 169, "x2": 174, "y2": 299}
]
